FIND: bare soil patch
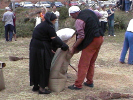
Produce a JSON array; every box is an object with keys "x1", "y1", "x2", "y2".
[{"x1": 0, "y1": 33, "x2": 133, "y2": 100}]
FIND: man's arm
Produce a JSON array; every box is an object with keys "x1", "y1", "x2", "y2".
[
  {"x1": 70, "y1": 19, "x2": 85, "y2": 54},
  {"x1": 2, "y1": 13, "x2": 5, "y2": 22},
  {"x1": 94, "y1": 10, "x2": 103, "y2": 19},
  {"x1": 2, "y1": 13, "x2": 5, "y2": 25}
]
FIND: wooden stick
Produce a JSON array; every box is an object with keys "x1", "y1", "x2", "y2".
[{"x1": 69, "y1": 64, "x2": 77, "y2": 72}]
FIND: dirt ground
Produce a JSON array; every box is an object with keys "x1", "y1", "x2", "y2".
[{"x1": 0, "y1": 32, "x2": 133, "y2": 100}]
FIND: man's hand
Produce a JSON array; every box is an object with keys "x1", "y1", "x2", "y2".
[
  {"x1": 69, "y1": 47, "x2": 79, "y2": 55},
  {"x1": 51, "y1": 50, "x2": 55, "y2": 53},
  {"x1": 69, "y1": 47, "x2": 75, "y2": 55}
]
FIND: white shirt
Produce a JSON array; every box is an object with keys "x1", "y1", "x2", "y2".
[
  {"x1": 94, "y1": 10, "x2": 99, "y2": 12},
  {"x1": 2, "y1": 11, "x2": 15, "y2": 26},
  {"x1": 52, "y1": 11, "x2": 60, "y2": 21},
  {"x1": 99, "y1": 10, "x2": 108, "y2": 22},
  {"x1": 127, "y1": 19, "x2": 133, "y2": 32},
  {"x1": 35, "y1": 16, "x2": 41, "y2": 27}
]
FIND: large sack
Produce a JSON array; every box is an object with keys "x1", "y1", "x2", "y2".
[
  {"x1": 48, "y1": 49, "x2": 73, "y2": 92},
  {"x1": 0, "y1": 69, "x2": 5, "y2": 91},
  {"x1": 56, "y1": 28, "x2": 75, "y2": 41},
  {"x1": 0, "y1": 61, "x2": 6, "y2": 91}
]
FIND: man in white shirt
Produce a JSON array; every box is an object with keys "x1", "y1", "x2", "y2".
[
  {"x1": 52, "y1": 5, "x2": 60, "y2": 32},
  {"x1": 2, "y1": 7, "x2": 15, "y2": 41}
]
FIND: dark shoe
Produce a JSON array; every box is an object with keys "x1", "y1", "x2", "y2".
[
  {"x1": 32, "y1": 86, "x2": 39, "y2": 92},
  {"x1": 119, "y1": 61, "x2": 125, "y2": 64},
  {"x1": 84, "y1": 82, "x2": 94, "y2": 88},
  {"x1": 68, "y1": 85, "x2": 82, "y2": 90},
  {"x1": 39, "y1": 89, "x2": 51, "y2": 94}
]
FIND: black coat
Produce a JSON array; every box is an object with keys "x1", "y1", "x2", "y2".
[{"x1": 29, "y1": 20, "x2": 56, "y2": 88}]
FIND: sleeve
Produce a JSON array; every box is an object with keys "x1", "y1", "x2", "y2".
[
  {"x1": 94, "y1": 11, "x2": 103, "y2": 19},
  {"x1": 57, "y1": 11, "x2": 60, "y2": 17},
  {"x1": 104, "y1": 11, "x2": 108, "y2": 18},
  {"x1": 56, "y1": 11, "x2": 60, "y2": 17},
  {"x1": 2, "y1": 14, "x2": 5, "y2": 22},
  {"x1": 52, "y1": 36, "x2": 69, "y2": 51},
  {"x1": 12, "y1": 13, "x2": 15, "y2": 19},
  {"x1": 75, "y1": 19, "x2": 85, "y2": 39},
  {"x1": 47, "y1": 25, "x2": 57, "y2": 37}
]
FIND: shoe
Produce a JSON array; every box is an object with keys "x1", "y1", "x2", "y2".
[
  {"x1": 108, "y1": 35, "x2": 110, "y2": 36},
  {"x1": 119, "y1": 61, "x2": 125, "y2": 64},
  {"x1": 126, "y1": 11, "x2": 129, "y2": 13},
  {"x1": 68, "y1": 85, "x2": 82, "y2": 90},
  {"x1": 113, "y1": 35, "x2": 116, "y2": 37},
  {"x1": 84, "y1": 82, "x2": 94, "y2": 88},
  {"x1": 32, "y1": 86, "x2": 39, "y2": 92},
  {"x1": 39, "y1": 89, "x2": 51, "y2": 94}
]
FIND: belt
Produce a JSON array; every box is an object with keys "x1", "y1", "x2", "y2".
[{"x1": 127, "y1": 31, "x2": 133, "y2": 33}]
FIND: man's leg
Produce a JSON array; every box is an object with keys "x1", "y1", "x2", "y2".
[
  {"x1": 127, "y1": 32, "x2": 133, "y2": 64},
  {"x1": 5, "y1": 25, "x2": 9, "y2": 41},
  {"x1": 110, "y1": 19, "x2": 115, "y2": 36},
  {"x1": 100, "y1": 21, "x2": 105, "y2": 35},
  {"x1": 8, "y1": 24, "x2": 14, "y2": 41},
  {"x1": 108, "y1": 20, "x2": 111, "y2": 36},
  {"x1": 74, "y1": 48, "x2": 94, "y2": 88},
  {"x1": 119, "y1": 32, "x2": 129, "y2": 63},
  {"x1": 104, "y1": 22, "x2": 107, "y2": 34},
  {"x1": 85, "y1": 47, "x2": 100, "y2": 85},
  {"x1": 74, "y1": 36, "x2": 104, "y2": 88},
  {"x1": 85, "y1": 36, "x2": 103, "y2": 85}
]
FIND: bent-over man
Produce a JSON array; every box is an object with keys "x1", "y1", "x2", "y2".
[{"x1": 68, "y1": 6, "x2": 104, "y2": 90}]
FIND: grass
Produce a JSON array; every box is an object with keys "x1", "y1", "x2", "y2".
[{"x1": 0, "y1": 30, "x2": 133, "y2": 100}]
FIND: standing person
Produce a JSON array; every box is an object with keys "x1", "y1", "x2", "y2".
[
  {"x1": 40, "y1": 6, "x2": 47, "y2": 22},
  {"x1": 125, "y1": 0, "x2": 130, "y2": 12},
  {"x1": 119, "y1": 19, "x2": 133, "y2": 65},
  {"x1": 68, "y1": 6, "x2": 104, "y2": 90},
  {"x1": 129, "y1": 0, "x2": 132, "y2": 10},
  {"x1": 107, "y1": 4, "x2": 116, "y2": 37},
  {"x1": 119, "y1": 0, "x2": 125, "y2": 11},
  {"x1": 29, "y1": 12, "x2": 68, "y2": 94},
  {"x1": 2, "y1": 7, "x2": 15, "y2": 42},
  {"x1": 11, "y1": 9, "x2": 17, "y2": 41},
  {"x1": 52, "y1": 5, "x2": 60, "y2": 32},
  {"x1": 35, "y1": 11, "x2": 41, "y2": 27},
  {"x1": 99, "y1": 5, "x2": 108, "y2": 35}
]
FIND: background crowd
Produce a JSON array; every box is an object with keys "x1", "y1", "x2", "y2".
[{"x1": 116, "y1": 0, "x2": 132, "y2": 12}]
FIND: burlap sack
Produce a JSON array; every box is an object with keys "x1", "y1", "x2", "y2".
[
  {"x1": 0, "y1": 61, "x2": 6, "y2": 91},
  {"x1": 0, "y1": 69, "x2": 5, "y2": 91},
  {"x1": 48, "y1": 48, "x2": 72, "y2": 92}
]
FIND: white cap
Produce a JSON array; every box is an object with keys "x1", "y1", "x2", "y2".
[
  {"x1": 5, "y1": 7, "x2": 10, "y2": 10},
  {"x1": 101, "y1": 4, "x2": 105, "y2": 7},
  {"x1": 95, "y1": 6, "x2": 100, "y2": 9},
  {"x1": 69, "y1": 6, "x2": 80, "y2": 14}
]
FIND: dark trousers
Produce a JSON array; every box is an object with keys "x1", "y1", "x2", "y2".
[
  {"x1": 5, "y1": 24, "x2": 14, "y2": 41},
  {"x1": 125, "y1": 3, "x2": 130, "y2": 11},
  {"x1": 100, "y1": 21, "x2": 107, "y2": 35},
  {"x1": 13, "y1": 26, "x2": 16, "y2": 34}
]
